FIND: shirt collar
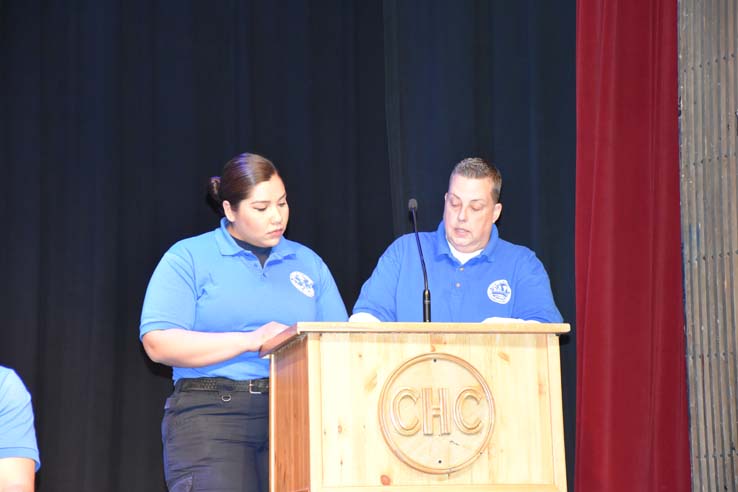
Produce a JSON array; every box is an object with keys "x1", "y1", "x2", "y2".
[
  {"x1": 434, "y1": 220, "x2": 499, "y2": 263},
  {"x1": 214, "y1": 217, "x2": 296, "y2": 259}
]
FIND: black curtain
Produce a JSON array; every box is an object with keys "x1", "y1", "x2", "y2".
[{"x1": 0, "y1": 1, "x2": 575, "y2": 491}]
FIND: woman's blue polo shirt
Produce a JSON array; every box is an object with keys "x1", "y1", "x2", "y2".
[{"x1": 140, "y1": 219, "x2": 348, "y2": 382}]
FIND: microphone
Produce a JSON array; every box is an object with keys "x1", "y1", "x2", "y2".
[{"x1": 408, "y1": 198, "x2": 431, "y2": 322}]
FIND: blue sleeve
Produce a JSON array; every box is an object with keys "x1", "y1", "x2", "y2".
[
  {"x1": 511, "y1": 252, "x2": 563, "y2": 323},
  {"x1": 139, "y1": 247, "x2": 197, "y2": 338},
  {"x1": 352, "y1": 240, "x2": 402, "y2": 321},
  {"x1": 0, "y1": 369, "x2": 40, "y2": 470},
  {"x1": 315, "y1": 259, "x2": 349, "y2": 321}
]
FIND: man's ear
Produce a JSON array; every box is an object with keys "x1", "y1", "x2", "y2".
[{"x1": 492, "y1": 202, "x2": 503, "y2": 223}]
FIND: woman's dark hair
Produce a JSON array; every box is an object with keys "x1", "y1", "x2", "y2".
[{"x1": 206, "y1": 153, "x2": 279, "y2": 216}]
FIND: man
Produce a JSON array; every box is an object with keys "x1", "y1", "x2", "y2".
[
  {"x1": 351, "y1": 157, "x2": 562, "y2": 323},
  {"x1": 0, "y1": 366, "x2": 40, "y2": 492}
]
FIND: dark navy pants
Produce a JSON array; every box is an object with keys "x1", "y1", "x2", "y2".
[{"x1": 162, "y1": 378, "x2": 269, "y2": 492}]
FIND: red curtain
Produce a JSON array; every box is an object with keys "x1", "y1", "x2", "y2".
[{"x1": 575, "y1": 0, "x2": 691, "y2": 490}]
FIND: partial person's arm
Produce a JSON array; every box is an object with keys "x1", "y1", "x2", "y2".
[
  {"x1": 0, "y1": 368, "x2": 40, "y2": 484},
  {"x1": 0, "y1": 457, "x2": 35, "y2": 492},
  {"x1": 142, "y1": 322, "x2": 288, "y2": 367}
]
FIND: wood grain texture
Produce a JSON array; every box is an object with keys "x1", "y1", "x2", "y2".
[{"x1": 268, "y1": 323, "x2": 568, "y2": 492}]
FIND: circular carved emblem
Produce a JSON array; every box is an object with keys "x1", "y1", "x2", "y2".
[{"x1": 377, "y1": 353, "x2": 495, "y2": 474}]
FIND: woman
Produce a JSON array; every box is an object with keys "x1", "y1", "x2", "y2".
[{"x1": 140, "y1": 153, "x2": 348, "y2": 492}]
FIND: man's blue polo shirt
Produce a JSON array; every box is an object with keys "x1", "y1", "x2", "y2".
[
  {"x1": 352, "y1": 221, "x2": 562, "y2": 323},
  {"x1": 0, "y1": 366, "x2": 40, "y2": 471},
  {"x1": 140, "y1": 219, "x2": 348, "y2": 383}
]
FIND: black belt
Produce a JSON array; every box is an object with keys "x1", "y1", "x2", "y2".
[{"x1": 175, "y1": 377, "x2": 269, "y2": 394}]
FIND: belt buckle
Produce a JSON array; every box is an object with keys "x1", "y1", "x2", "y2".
[{"x1": 248, "y1": 380, "x2": 263, "y2": 395}]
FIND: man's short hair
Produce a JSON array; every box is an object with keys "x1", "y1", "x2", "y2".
[{"x1": 451, "y1": 158, "x2": 502, "y2": 202}]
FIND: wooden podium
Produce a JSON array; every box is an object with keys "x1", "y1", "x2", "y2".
[{"x1": 260, "y1": 322, "x2": 569, "y2": 492}]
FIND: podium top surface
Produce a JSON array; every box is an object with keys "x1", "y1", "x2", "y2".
[{"x1": 259, "y1": 321, "x2": 570, "y2": 357}]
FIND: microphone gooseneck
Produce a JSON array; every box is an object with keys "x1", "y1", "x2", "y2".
[{"x1": 408, "y1": 198, "x2": 431, "y2": 322}]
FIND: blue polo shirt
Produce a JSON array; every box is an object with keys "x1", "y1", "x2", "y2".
[
  {"x1": 0, "y1": 366, "x2": 40, "y2": 471},
  {"x1": 140, "y1": 219, "x2": 348, "y2": 382},
  {"x1": 352, "y1": 221, "x2": 562, "y2": 323}
]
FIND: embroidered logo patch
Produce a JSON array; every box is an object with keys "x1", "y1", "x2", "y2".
[
  {"x1": 487, "y1": 279, "x2": 512, "y2": 304},
  {"x1": 290, "y1": 271, "x2": 315, "y2": 298}
]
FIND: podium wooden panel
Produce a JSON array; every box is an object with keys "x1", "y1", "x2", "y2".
[{"x1": 260, "y1": 322, "x2": 569, "y2": 492}]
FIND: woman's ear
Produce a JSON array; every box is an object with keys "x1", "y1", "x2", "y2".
[{"x1": 222, "y1": 200, "x2": 235, "y2": 222}]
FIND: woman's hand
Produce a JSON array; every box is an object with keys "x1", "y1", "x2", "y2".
[{"x1": 248, "y1": 321, "x2": 290, "y2": 350}]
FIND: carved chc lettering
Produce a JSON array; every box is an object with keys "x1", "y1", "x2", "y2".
[
  {"x1": 455, "y1": 388, "x2": 484, "y2": 433},
  {"x1": 391, "y1": 388, "x2": 420, "y2": 435},
  {"x1": 390, "y1": 386, "x2": 484, "y2": 436},
  {"x1": 378, "y1": 353, "x2": 495, "y2": 475}
]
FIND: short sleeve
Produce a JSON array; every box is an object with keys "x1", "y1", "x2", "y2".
[
  {"x1": 139, "y1": 248, "x2": 198, "y2": 338},
  {"x1": 0, "y1": 369, "x2": 40, "y2": 470}
]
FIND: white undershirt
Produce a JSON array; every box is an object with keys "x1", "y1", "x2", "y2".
[{"x1": 446, "y1": 241, "x2": 483, "y2": 265}]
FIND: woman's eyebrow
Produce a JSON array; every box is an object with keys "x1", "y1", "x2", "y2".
[{"x1": 250, "y1": 193, "x2": 287, "y2": 205}]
